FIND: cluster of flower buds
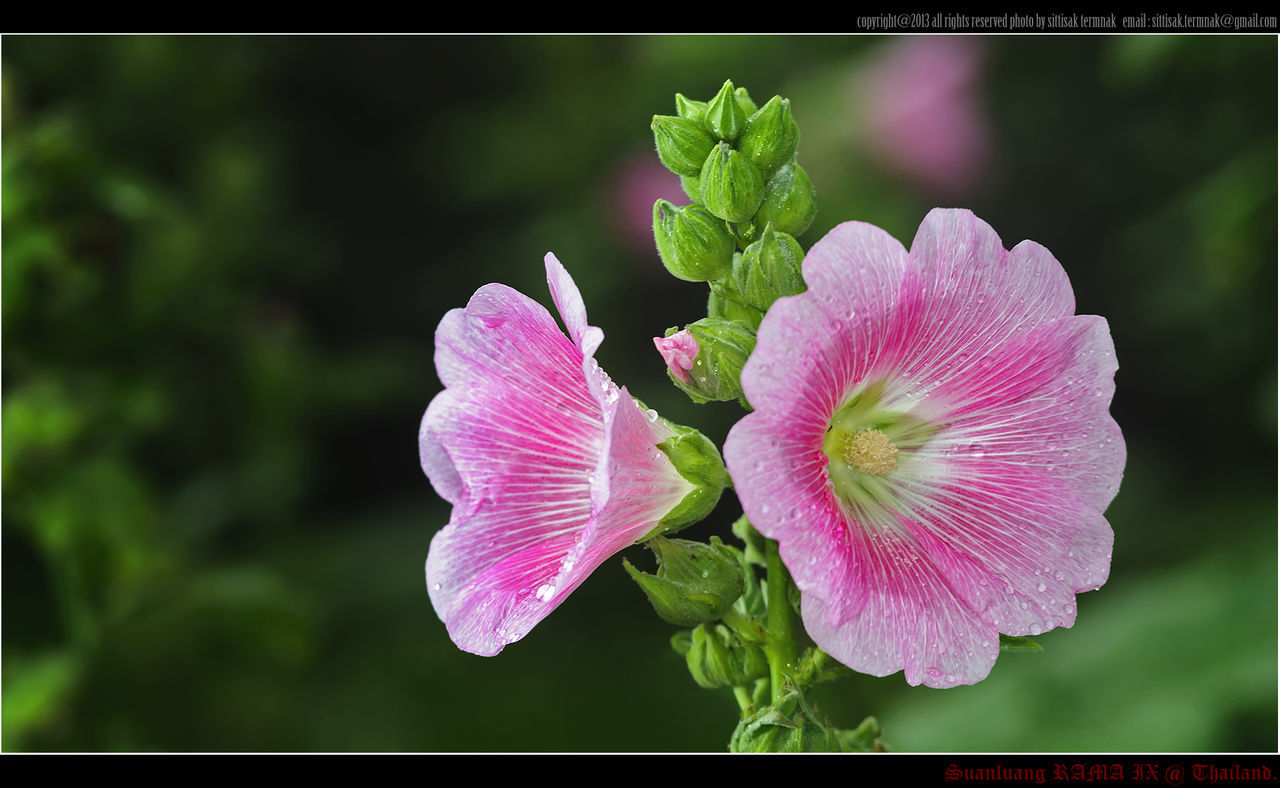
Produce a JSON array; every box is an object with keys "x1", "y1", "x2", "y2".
[{"x1": 651, "y1": 80, "x2": 817, "y2": 405}]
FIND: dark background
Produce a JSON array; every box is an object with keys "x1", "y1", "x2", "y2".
[{"x1": 3, "y1": 35, "x2": 1275, "y2": 752}]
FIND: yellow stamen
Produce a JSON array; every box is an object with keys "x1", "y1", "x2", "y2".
[{"x1": 841, "y1": 428, "x2": 899, "y2": 475}]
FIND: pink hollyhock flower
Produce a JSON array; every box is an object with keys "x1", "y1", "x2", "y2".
[
  {"x1": 723, "y1": 209, "x2": 1123, "y2": 688},
  {"x1": 654, "y1": 329, "x2": 700, "y2": 384},
  {"x1": 857, "y1": 36, "x2": 991, "y2": 197},
  {"x1": 420, "y1": 254, "x2": 696, "y2": 656}
]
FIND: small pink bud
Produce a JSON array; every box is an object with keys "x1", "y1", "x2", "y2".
[{"x1": 654, "y1": 330, "x2": 700, "y2": 384}]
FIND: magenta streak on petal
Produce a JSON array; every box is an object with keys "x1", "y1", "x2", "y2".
[
  {"x1": 421, "y1": 257, "x2": 694, "y2": 656},
  {"x1": 724, "y1": 208, "x2": 1124, "y2": 688}
]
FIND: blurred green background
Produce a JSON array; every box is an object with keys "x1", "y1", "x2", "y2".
[{"x1": 2, "y1": 35, "x2": 1275, "y2": 753}]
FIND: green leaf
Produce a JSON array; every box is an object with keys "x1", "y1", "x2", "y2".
[{"x1": 999, "y1": 634, "x2": 1044, "y2": 653}]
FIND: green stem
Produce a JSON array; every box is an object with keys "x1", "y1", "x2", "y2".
[
  {"x1": 720, "y1": 605, "x2": 765, "y2": 646},
  {"x1": 763, "y1": 538, "x2": 798, "y2": 704},
  {"x1": 732, "y1": 685, "x2": 753, "y2": 715}
]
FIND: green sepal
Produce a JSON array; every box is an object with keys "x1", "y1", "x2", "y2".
[
  {"x1": 704, "y1": 79, "x2": 747, "y2": 143},
  {"x1": 652, "y1": 200, "x2": 735, "y2": 282},
  {"x1": 623, "y1": 536, "x2": 745, "y2": 627},
  {"x1": 753, "y1": 161, "x2": 817, "y2": 238},
  {"x1": 707, "y1": 275, "x2": 765, "y2": 330},
  {"x1": 684, "y1": 623, "x2": 769, "y2": 690},
  {"x1": 662, "y1": 318, "x2": 756, "y2": 407},
  {"x1": 835, "y1": 716, "x2": 888, "y2": 753},
  {"x1": 731, "y1": 515, "x2": 767, "y2": 567},
  {"x1": 998, "y1": 634, "x2": 1044, "y2": 653},
  {"x1": 670, "y1": 629, "x2": 693, "y2": 656},
  {"x1": 674, "y1": 93, "x2": 708, "y2": 124},
  {"x1": 729, "y1": 688, "x2": 842, "y2": 752},
  {"x1": 739, "y1": 95, "x2": 799, "y2": 180},
  {"x1": 733, "y1": 86, "x2": 758, "y2": 117},
  {"x1": 652, "y1": 115, "x2": 717, "y2": 178},
  {"x1": 637, "y1": 415, "x2": 728, "y2": 537},
  {"x1": 698, "y1": 142, "x2": 764, "y2": 224},
  {"x1": 679, "y1": 175, "x2": 701, "y2": 204},
  {"x1": 733, "y1": 224, "x2": 806, "y2": 312}
]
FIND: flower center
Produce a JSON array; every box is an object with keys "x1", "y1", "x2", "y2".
[{"x1": 839, "y1": 428, "x2": 898, "y2": 475}]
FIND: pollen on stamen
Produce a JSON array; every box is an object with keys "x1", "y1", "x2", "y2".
[{"x1": 841, "y1": 428, "x2": 899, "y2": 475}]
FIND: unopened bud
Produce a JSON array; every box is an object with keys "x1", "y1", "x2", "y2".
[
  {"x1": 733, "y1": 224, "x2": 806, "y2": 312},
  {"x1": 704, "y1": 79, "x2": 747, "y2": 143},
  {"x1": 683, "y1": 623, "x2": 769, "y2": 690},
  {"x1": 730, "y1": 695, "x2": 843, "y2": 753},
  {"x1": 623, "y1": 536, "x2": 744, "y2": 627},
  {"x1": 739, "y1": 96, "x2": 800, "y2": 179},
  {"x1": 699, "y1": 142, "x2": 764, "y2": 223},
  {"x1": 707, "y1": 275, "x2": 765, "y2": 330},
  {"x1": 661, "y1": 318, "x2": 756, "y2": 405},
  {"x1": 679, "y1": 175, "x2": 701, "y2": 204},
  {"x1": 674, "y1": 93, "x2": 708, "y2": 124},
  {"x1": 753, "y1": 161, "x2": 817, "y2": 238},
  {"x1": 652, "y1": 115, "x2": 717, "y2": 177},
  {"x1": 653, "y1": 200, "x2": 734, "y2": 282}
]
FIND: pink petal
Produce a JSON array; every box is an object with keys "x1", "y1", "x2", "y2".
[
  {"x1": 725, "y1": 209, "x2": 1124, "y2": 688},
  {"x1": 422, "y1": 260, "x2": 693, "y2": 656},
  {"x1": 654, "y1": 330, "x2": 699, "y2": 384}
]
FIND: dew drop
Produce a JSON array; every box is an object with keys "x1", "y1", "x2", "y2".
[
  {"x1": 1019, "y1": 601, "x2": 1029, "y2": 610},
  {"x1": 1037, "y1": 582, "x2": 1046, "y2": 592},
  {"x1": 1054, "y1": 571, "x2": 1064, "y2": 582},
  {"x1": 432, "y1": 583, "x2": 441, "y2": 591},
  {"x1": 1029, "y1": 623, "x2": 1041, "y2": 635}
]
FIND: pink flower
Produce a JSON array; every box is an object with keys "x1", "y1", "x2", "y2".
[
  {"x1": 654, "y1": 329, "x2": 700, "y2": 384},
  {"x1": 420, "y1": 253, "x2": 696, "y2": 656},
  {"x1": 858, "y1": 36, "x2": 991, "y2": 197},
  {"x1": 723, "y1": 209, "x2": 1124, "y2": 688}
]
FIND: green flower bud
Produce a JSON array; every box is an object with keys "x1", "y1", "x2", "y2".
[
  {"x1": 674, "y1": 93, "x2": 707, "y2": 124},
  {"x1": 661, "y1": 318, "x2": 756, "y2": 406},
  {"x1": 739, "y1": 95, "x2": 800, "y2": 180},
  {"x1": 699, "y1": 142, "x2": 764, "y2": 223},
  {"x1": 704, "y1": 79, "x2": 747, "y2": 143},
  {"x1": 651, "y1": 115, "x2": 717, "y2": 177},
  {"x1": 707, "y1": 274, "x2": 765, "y2": 330},
  {"x1": 679, "y1": 175, "x2": 701, "y2": 204},
  {"x1": 836, "y1": 716, "x2": 888, "y2": 753},
  {"x1": 729, "y1": 691, "x2": 843, "y2": 753},
  {"x1": 623, "y1": 536, "x2": 744, "y2": 627},
  {"x1": 683, "y1": 623, "x2": 769, "y2": 690},
  {"x1": 652, "y1": 200, "x2": 734, "y2": 282},
  {"x1": 647, "y1": 418, "x2": 729, "y2": 534},
  {"x1": 733, "y1": 224, "x2": 806, "y2": 312},
  {"x1": 733, "y1": 86, "x2": 758, "y2": 117},
  {"x1": 753, "y1": 161, "x2": 818, "y2": 238}
]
